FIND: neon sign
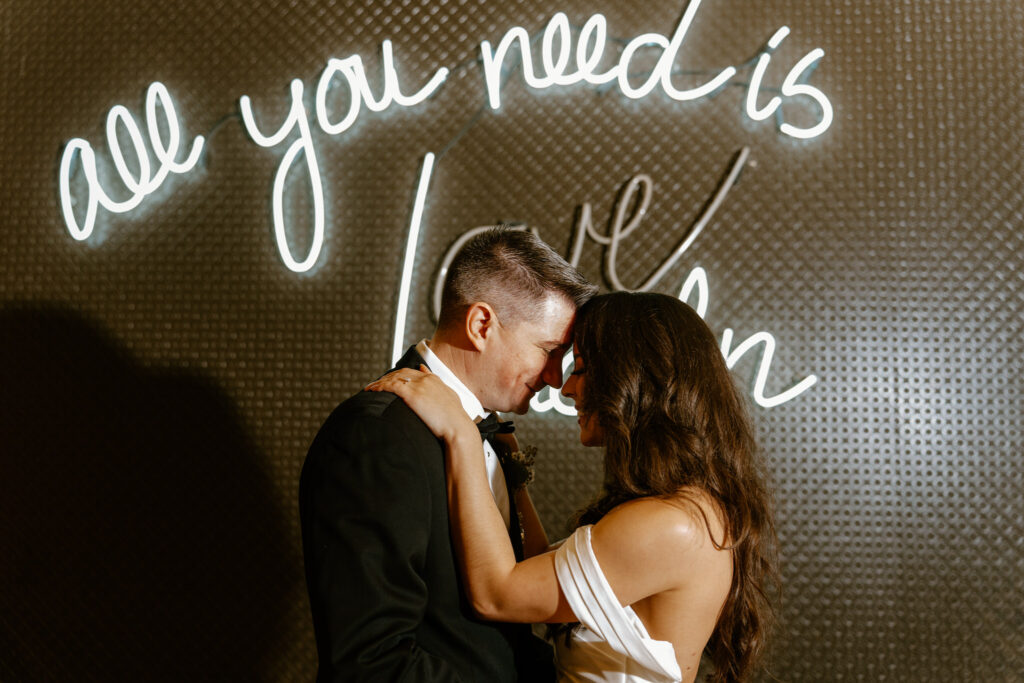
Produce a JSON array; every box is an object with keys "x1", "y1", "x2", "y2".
[
  {"x1": 238, "y1": 41, "x2": 450, "y2": 272},
  {"x1": 392, "y1": 153, "x2": 437, "y2": 366},
  {"x1": 57, "y1": 3, "x2": 833, "y2": 264},
  {"x1": 55, "y1": 3, "x2": 827, "y2": 408},
  {"x1": 745, "y1": 26, "x2": 832, "y2": 139},
  {"x1": 481, "y1": 4, "x2": 832, "y2": 140},
  {"x1": 58, "y1": 82, "x2": 205, "y2": 241},
  {"x1": 393, "y1": 148, "x2": 818, "y2": 410}
]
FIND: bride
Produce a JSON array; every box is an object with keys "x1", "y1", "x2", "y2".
[{"x1": 368, "y1": 292, "x2": 777, "y2": 683}]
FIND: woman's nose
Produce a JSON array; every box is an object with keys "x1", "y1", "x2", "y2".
[{"x1": 562, "y1": 373, "x2": 576, "y2": 398}]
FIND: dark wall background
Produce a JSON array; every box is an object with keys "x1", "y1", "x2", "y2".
[{"x1": 2, "y1": 0, "x2": 1022, "y2": 680}]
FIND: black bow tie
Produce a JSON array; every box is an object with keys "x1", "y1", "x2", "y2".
[{"x1": 476, "y1": 413, "x2": 515, "y2": 441}]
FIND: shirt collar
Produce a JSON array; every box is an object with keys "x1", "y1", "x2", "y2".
[{"x1": 416, "y1": 339, "x2": 489, "y2": 422}]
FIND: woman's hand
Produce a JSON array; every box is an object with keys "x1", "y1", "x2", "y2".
[{"x1": 366, "y1": 365, "x2": 477, "y2": 444}]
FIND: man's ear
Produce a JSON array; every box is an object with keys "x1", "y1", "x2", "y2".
[{"x1": 465, "y1": 302, "x2": 497, "y2": 352}]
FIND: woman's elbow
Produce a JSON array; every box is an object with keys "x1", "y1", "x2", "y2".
[
  {"x1": 466, "y1": 581, "x2": 523, "y2": 621},
  {"x1": 468, "y1": 592, "x2": 504, "y2": 621}
]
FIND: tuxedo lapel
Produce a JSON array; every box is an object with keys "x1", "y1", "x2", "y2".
[
  {"x1": 489, "y1": 437, "x2": 525, "y2": 562},
  {"x1": 507, "y1": 485, "x2": 524, "y2": 562}
]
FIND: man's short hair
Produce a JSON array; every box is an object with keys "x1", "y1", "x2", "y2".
[{"x1": 438, "y1": 227, "x2": 597, "y2": 330}]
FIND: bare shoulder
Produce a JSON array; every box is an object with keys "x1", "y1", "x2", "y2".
[
  {"x1": 588, "y1": 492, "x2": 730, "y2": 604},
  {"x1": 593, "y1": 492, "x2": 725, "y2": 566}
]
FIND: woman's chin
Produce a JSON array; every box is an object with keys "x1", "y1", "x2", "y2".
[{"x1": 576, "y1": 414, "x2": 603, "y2": 446}]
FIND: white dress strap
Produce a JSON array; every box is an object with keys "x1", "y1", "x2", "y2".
[{"x1": 554, "y1": 525, "x2": 682, "y2": 681}]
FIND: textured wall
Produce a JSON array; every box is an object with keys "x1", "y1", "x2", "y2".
[{"x1": 1, "y1": 0, "x2": 1022, "y2": 680}]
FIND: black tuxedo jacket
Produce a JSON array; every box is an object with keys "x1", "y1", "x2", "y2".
[{"x1": 299, "y1": 347, "x2": 554, "y2": 682}]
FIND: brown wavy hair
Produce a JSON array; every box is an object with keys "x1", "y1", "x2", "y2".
[{"x1": 558, "y1": 292, "x2": 778, "y2": 683}]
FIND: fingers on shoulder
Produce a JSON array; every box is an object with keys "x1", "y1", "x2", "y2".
[{"x1": 366, "y1": 370, "x2": 413, "y2": 393}]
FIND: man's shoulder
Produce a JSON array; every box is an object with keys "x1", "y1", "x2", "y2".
[
  {"x1": 332, "y1": 386, "x2": 401, "y2": 420},
  {"x1": 316, "y1": 387, "x2": 436, "y2": 446},
  {"x1": 302, "y1": 389, "x2": 442, "y2": 490}
]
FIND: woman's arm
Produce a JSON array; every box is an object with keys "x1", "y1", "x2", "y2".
[
  {"x1": 367, "y1": 367, "x2": 573, "y2": 623},
  {"x1": 445, "y1": 477, "x2": 706, "y2": 623},
  {"x1": 443, "y1": 429, "x2": 574, "y2": 623},
  {"x1": 368, "y1": 368, "x2": 710, "y2": 625}
]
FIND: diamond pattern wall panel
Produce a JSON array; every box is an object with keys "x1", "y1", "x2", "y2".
[{"x1": 1, "y1": 0, "x2": 1022, "y2": 680}]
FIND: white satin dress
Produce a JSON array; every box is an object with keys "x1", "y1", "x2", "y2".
[{"x1": 553, "y1": 525, "x2": 683, "y2": 683}]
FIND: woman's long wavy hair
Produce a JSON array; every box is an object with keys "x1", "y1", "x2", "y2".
[{"x1": 557, "y1": 292, "x2": 778, "y2": 683}]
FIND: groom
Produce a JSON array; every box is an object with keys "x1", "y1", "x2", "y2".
[{"x1": 300, "y1": 228, "x2": 596, "y2": 681}]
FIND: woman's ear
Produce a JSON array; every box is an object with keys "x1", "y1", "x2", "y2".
[{"x1": 465, "y1": 301, "x2": 497, "y2": 352}]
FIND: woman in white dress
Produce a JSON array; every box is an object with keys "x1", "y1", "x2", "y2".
[{"x1": 368, "y1": 292, "x2": 778, "y2": 682}]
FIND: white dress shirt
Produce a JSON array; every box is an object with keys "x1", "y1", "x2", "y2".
[{"x1": 416, "y1": 340, "x2": 511, "y2": 529}]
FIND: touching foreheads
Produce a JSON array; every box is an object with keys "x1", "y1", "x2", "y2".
[{"x1": 437, "y1": 228, "x2": 597, "y2": 331}]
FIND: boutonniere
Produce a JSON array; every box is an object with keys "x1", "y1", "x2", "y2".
[{"x1": 500, "y1": 445, "x2": 537, "y2": 491}]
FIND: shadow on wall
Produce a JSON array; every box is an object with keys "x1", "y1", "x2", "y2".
[{"x1": 0, "y1": 303, "x2": 296, "y2": 682}]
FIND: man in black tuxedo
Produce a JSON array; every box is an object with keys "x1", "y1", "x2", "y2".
[{"x1": 300, "y1": 228, "x2": 596, "y2": 681}]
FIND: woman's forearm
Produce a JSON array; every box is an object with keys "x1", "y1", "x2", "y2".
[{"x1": 444, "y1": 431, "x2": 519, "y2": 618}]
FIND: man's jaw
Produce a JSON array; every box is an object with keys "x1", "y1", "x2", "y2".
[
  {"x1": 507, "y1": 386, "x2": 540, "y2": 415},
  {"x1": 511, "y1": 384, "x2": 544, "y2": 414}
]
